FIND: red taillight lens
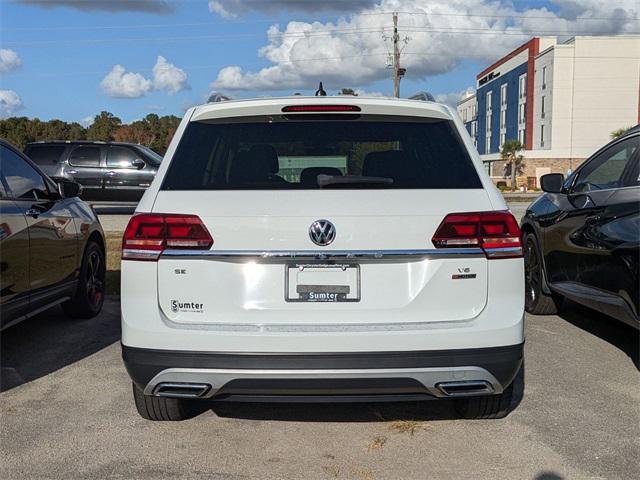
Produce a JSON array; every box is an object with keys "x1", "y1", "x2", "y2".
[
  {"x1": 432, "y1": 211, "x2": 522, "y2": 259},
  {"x1": 281, "y1": 105, "x2": 361, "y2": 112},
  {"x1": 122, "y1": 214, "x2": 213, "y2": 261}
]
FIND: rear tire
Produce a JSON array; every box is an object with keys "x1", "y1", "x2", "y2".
[
  {"x1": 62, "y1": 240, "x2": 105, "y2": 319},
  {"x1": 454, "y1": 382, "x2": 514, "y2": 420},
  {"x1": 132, "y1": 383, "x2": 199, "y2": 421},
  {"x1": 523, "y1": 233, "x2": 562, "y2": 315}
]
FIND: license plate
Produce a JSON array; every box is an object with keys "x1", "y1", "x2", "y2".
[{"x1": 285, "y1": 264, "x2": 360, "y2": 302}]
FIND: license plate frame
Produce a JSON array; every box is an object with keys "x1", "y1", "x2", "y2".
[{"x1": 285, "y1": 264, "x2": 361, "y2": 303}]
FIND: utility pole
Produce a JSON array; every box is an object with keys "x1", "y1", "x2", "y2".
[{"x1": 392, "y1": 12, "x2": 406, "y2": 98}]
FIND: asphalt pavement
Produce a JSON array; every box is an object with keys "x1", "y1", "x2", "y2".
[{"x1": 1, "y1": 299, "x2": 638, "y2": 480}]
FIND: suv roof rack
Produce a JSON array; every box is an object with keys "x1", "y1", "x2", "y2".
[
  {"x1": 408, "y1": 91, "x2": 436, "y2": 102},
  {"x1": 207, "y1": 92, "x2": 232, "y2": 103}
]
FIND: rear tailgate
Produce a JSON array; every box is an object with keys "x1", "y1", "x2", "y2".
[{"x1": 153, "y1": 189, "x2": 493, "y2": 326}]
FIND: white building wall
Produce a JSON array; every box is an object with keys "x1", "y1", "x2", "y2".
[
  {"x1": 533, "y1": 35, "x2": 640, "y2": 159},
  {"x1": 533, "y1": 46, "x2": 555, "y2": 150}
]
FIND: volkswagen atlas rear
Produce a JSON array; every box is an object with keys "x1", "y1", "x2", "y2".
[{"x1": 121, "y1": 96, "x2": 524, "y2": 420}]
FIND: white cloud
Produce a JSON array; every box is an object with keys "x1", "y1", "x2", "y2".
[
  {"x1": 0, "y1": 49, "x2": 22, "y2": 74},
  {"x1": 18, "y1": 0, "x2": 173, "y2": 14},
  {"x1": 81, "y1": 115, "x2": 95, "y2": 127},
  {"x1": 208, "y1": 0, "x2": 375, "y2": 18},
  {"x1": 0, "y1": 90, "x2": 24, "y2": 117},
  {"x1": 100, "y1": 65, "x2": 152, "y2": 98},
  {"x1": 211, "y1": 0, "x2": 639, "y2": 92},
  {"x1": 435, "y1": 87, "x2": 475, "y2": 108},
  {"x1": 152, "y1": 56, "x2": 188, "y2": 95}
]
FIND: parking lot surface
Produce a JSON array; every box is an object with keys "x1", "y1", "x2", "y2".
[{"x1": 1, "y1": 298, "x2": 638, "y2": 480}]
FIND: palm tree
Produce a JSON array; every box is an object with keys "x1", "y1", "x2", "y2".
[{"x1": 500, "y1": 139, "x2": 525, "y2": 190}]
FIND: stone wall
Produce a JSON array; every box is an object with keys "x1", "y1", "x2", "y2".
[{"x1": 489, "y1": 157, "x2": 586, "y2": 188}]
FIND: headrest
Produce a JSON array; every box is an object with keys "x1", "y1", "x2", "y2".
[
  {"x1": 362, "y1": 150, "x2": 407, "y2": 178},
  {"x1": 249, "y1": 144, "x2": 279, "y2": 174},
  {"x1": 229, "y1": 150, "x2": 271, "y2": 184},
  {"x1": 300, "y1": 167, "x2": 343, "y2": 186}
]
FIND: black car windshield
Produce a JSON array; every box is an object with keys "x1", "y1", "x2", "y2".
[
  {"x1": 136, "y1": 146, "x2": 163, "y2": 165},
  {"x1": 161, "y1": 117, "x2": 481, "y2": 190}
]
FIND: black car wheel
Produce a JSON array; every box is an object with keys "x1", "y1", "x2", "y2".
[
  {"x1": 62, "y1": 240, "x2": 106, "y2": 319},
  {"x1": 523, "y1": 233, "x2": 561, "y2": 315}
]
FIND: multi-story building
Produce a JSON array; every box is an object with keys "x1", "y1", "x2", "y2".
[{"x1": 458, "y1": 35, "x2": 640, "y2": 186}]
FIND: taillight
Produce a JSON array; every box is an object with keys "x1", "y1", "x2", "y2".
[
  {"x1": 432, "y1": 211, "x2": 523, "y2": 259},
  {"x1": 122, "y1": 213, "x2": 213, "y2": 261}
]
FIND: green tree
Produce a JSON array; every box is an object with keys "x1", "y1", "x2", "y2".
[
  {"x1": 500, "y1": 139, "x2": 525, "y2": 190},
  {"x1": 86, "y1": 111, "x2": 122, "y2": 141},
  {"x1": 339, "y1": 88, "x2": 357, "y2": 96},
  {"x1": 611, "y1": 126, "x2": 632, "y2": 139}
]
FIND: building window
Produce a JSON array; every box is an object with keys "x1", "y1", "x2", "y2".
[
  {"x1": 500, "y1": 109, "x2": 506, "y2": 129},
  {"x1": 519, "y1": 104, "x2": 526, "y2": 124},
  {"x1": 518, "y1": 128, "x2": 525, "y2": 145},
  {"x1": 541, "y1": 95, "x2": 546, "y2": 119},
  {"x1": 540, "y1": 124, "x2": 545, "y2": 147},
  {"x1": 486, "y1": 91, "x2": 492, "y2": 114},
  {"x1": 519, "y1": 73, "x2": 527, "y2": 99},
  {"x1": 500, "y1": 132, "x2": 506, "y2": 148},
  {"x1": 500, "y1": 84, "x2": 507, "y2": 106},
  {"x1": 542, "y1": 66, "x2": 547, "y2": 89},
  {"x1": 486, "y1": 133, "x2": 491, "y2": 154}
]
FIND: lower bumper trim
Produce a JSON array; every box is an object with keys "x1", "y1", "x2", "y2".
[{"x1": 123, "y1": 344, "x2": 523, "y2": 399}]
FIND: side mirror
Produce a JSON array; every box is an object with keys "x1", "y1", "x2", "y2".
[
  {"x1": 540, "y1": 173, "x2": 564, "y2": 193},
  {"x1": 57, "y1": 179, "x2": 82, "y2": 198},
  {"x1": 131, "y1": 158, "x2": 145, "y2": 170}
]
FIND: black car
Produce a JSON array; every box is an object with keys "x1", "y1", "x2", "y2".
[
  {"x1": 23, "y1": 141, "x2": 162, "y2": 202},
  {"x1": 0, "y1": 139, "x2": 106, "y2": 330},
  {"x1": 521, "y1": 125, "x2": 639, "y2": 329}
]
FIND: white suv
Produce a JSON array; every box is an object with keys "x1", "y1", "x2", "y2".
[{"x1": 121, "y1": 96, "x2": 524, "y2": 421}]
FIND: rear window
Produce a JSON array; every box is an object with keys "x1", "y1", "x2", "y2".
[
  {"x1": 162, "y1": 117, "x2": 481, "y2": 190},
  {"x1": 24, "y1": 145, "x2": 66, "y2": 166}
]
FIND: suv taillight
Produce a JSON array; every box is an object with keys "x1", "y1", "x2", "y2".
[
  {"x1": 432, "y1": 211, "x2": 523, "y2": 259},
  {"x1": 122, "y1": 213, "x2": 213, "y2": 261}
]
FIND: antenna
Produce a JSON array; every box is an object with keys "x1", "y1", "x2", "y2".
[{"x1": 315, "y1": 82, "x2": 327, "y2": 96}]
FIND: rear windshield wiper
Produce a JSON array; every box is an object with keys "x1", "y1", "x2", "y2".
[{"x1": 317, "y1": 174, "x2": 394, "y2": 188}]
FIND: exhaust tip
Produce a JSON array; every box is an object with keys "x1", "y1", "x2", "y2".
[
  {"x1": 436, "y1": 380, "x2": 494, "y2": 397},
  {"x1": 153, "y1": 382, "x2": 211, "y2": 398}
]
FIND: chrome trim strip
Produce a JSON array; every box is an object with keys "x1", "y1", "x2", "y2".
[
  {"x1": 161, "y1": 248, "x2": 484, "y2": 261},
  {"x1": 144, "y1": 366, "x2": 503, "y2": 398}
]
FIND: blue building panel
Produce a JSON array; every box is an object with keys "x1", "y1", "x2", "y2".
[{"x1": 476, "y1": 62, "x2": 528, "y2": 155}]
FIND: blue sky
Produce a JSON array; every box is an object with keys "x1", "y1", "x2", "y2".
[{"x1": 0, "y1": 0, "x2": 637, "y2": 124}]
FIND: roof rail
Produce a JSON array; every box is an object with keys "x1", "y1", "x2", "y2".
[
  {"x1": 408, "y1": 91, "x2": 435, "y2": 102},
  {"x1": 207, "y1": 92, "x2": 232, "y2": 103}
]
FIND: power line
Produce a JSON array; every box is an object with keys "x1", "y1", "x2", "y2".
[
  {"x1": 5, "y1": 25, "x2": 636, "y2": 48},
  {"x1": 4, "y1": 9, "x2": 637, "y2": 32}
]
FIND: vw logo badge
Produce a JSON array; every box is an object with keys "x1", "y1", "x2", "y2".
[{"x1": 309, "y1": 219, "x2": 336, "y2": 246}]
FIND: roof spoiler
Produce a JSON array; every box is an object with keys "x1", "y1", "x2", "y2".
[{"x1": 408, "y1": 91, "x2": 435, "y2": 102}]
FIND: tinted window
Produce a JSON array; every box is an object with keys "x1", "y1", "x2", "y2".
[
  {"x1": 69, "y1": 146, "x2": 101, "y2": 167},
  {"x1": 162, "y1": 118, "x2": 481, "y2": 190},
  {"x1": 107, "y1": 146, "x2": 140, "y2": 168},
  {"x1": 25, "y1": 145, "x2": 66, "y2": 166},
  {"x1": 0, "y1": 146, "x2": 49, "y2": 200},
  {"x1": 574, "y1": 137, "x2": 639, "y2": 191},
  {"x1": 136, "y1": 146, "x2": 162, "y2": 165}
]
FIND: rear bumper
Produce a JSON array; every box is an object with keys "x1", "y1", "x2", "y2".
[{"x1": 122, "y1": 343, "x2": 523, "y2": 401}]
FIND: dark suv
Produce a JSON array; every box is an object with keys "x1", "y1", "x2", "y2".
[
  {"x1": 521, "y1": 125, "x2": 639, "y2": 329},
  {"x1": 23, "y1": 141, "x2": 162, "y2": 202}
]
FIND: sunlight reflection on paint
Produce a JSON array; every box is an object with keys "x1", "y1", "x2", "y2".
[{"x1": 242, "y1": 261, "x2": 266, "y2": 309}]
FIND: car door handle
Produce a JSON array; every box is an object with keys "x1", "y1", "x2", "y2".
[
  {"x1": 65, "y1": 169, "x2": 78, "y2": 175},
  {"x1": 106, "y1": 171, "x2": 117, "y2": 176}
]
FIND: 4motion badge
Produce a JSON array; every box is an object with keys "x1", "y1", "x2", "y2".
[{"x1": 452, "y1": 267, "x2": 477, "y2": 280}]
